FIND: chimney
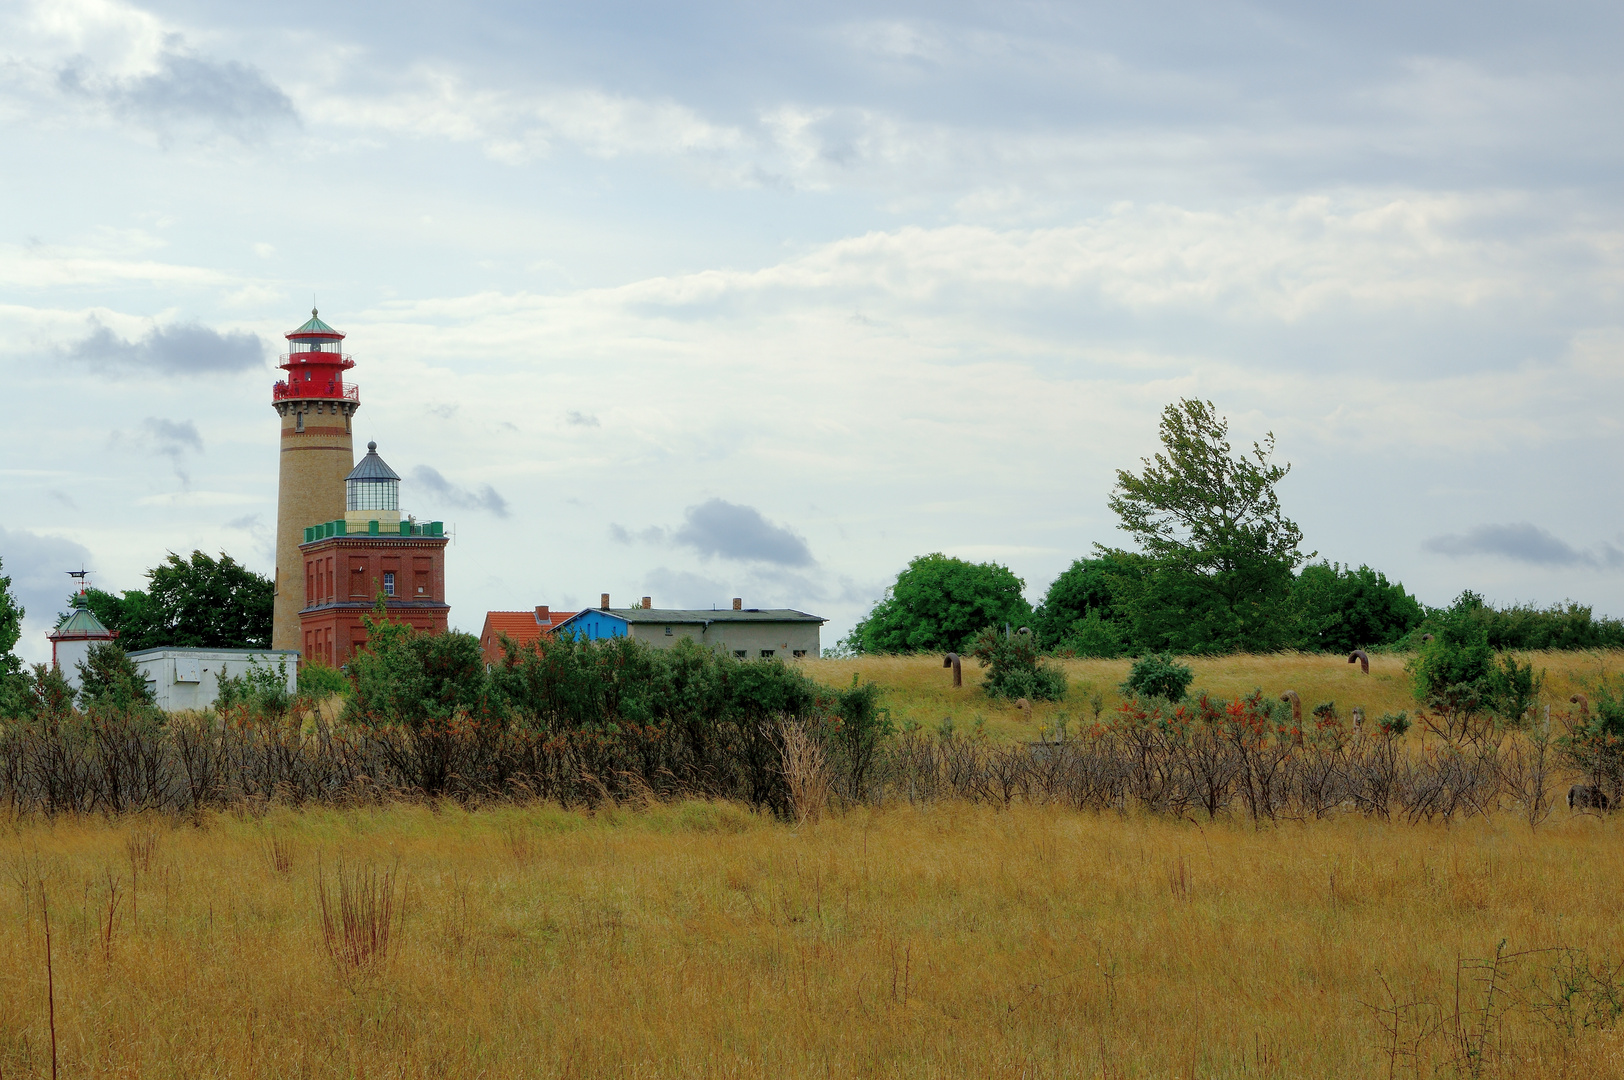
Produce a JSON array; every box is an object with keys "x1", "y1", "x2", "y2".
[
  {"x1": 732, "y1": 597, "x2": 742, "y2": 610},
  {"x1": 601, "y1": 593, "x2": 610, "y2": 610},
  {"x1": 534, "y1": 605, "x2": 550, "y2": 624},
  {"x1": 642, "y1": 596, "x2": 652, "y2": 609}
]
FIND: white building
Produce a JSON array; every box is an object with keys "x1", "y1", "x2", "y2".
[
  {"x1": 127, "y1": 649, "x2": 299, "y2": 713},
  {"x1": 48, "y1": 592, "x2": 119, "y2": 691}
]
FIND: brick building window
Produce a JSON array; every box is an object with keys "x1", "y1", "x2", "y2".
[
  {"x1": 760, "y1": 650, "x2": 775, "y2": 658},
  {"x1": 383, "y1": 571, "x2": 396, "y2": 596}
]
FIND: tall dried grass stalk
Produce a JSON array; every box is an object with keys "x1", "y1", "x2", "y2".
[
  {"x1": 316, "y1": 859, "x2": 396, "y2": 974},
  {"x1": 780, "y1": 721, "x2": 831, "y2": 826}
]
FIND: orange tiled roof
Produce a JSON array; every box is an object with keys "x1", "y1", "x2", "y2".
[{"x1": 479, "y1": 609, "x2": 578, "y2": 662}]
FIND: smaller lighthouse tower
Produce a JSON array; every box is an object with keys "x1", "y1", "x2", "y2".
[{"x1": 271, "y1": 310, "x2": 359, "y2": 651}]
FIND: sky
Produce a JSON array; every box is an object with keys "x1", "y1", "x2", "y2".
[{"x1": 4, "y1": 0, "x2": 1624, "y2": 662}]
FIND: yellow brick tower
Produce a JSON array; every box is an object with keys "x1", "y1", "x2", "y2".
[{"x1": 270, "y1": 309, "x2": 359, "y2": 651}]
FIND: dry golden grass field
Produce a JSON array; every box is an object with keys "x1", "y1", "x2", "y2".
[
  {"x1": 803, "y1": 650, "x2": 1624, "y2": 741},
  {"x1": 3, "y1": 651, "x2": 1624, "y2": 1079}
]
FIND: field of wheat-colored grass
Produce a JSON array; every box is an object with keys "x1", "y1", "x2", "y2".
[
  {"x1": 801, "y1": 650, "x2": 1624, "y2": 741},
  {"x1": 3, "y1": 800, "x2": 1623, "y2": 1078},
  {"x1": 4, "y1": 650, "x2": 1623, "y2": 1078}
]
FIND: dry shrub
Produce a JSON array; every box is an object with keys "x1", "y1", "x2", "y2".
[
  {"x1": 780, "y1": 721, "x2": 831, "y2": 825},
  {"x1": 316, "y1": 859, "x2": 397, "y2": 974}
]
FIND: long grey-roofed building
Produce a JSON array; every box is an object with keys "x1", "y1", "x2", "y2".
[{"x1": 551, "y1": 597, "x2": 824, "y2": 659}]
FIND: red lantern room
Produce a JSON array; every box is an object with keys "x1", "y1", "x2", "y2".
[{"x1": 272, "y1": 309, "x2": 358, "y2": 405}]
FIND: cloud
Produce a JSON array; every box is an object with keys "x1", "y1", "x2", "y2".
[
  {"x1": 410, "y1": 466, "x2": 510, "y2": 517},
  {"x1": 0, "y1": 524, "x2": 95, "y2": 664},
  {"x1": 565, "y1": 410, "x2": 600, "y2": 427},
  {"x1": 1423, "y1": 523, "x2": 1624, "y2": 569},
  {"x1": 58, "y1": 48, "x2": 297, "y2": 140},
  {"x1": 110, "y1": 417, "x2": 202, "y2": 484},
  {"x1": 63, "y1": 319, "x2": 266, "y2": 373},
  {"x1": 615, "y1": 499, "x2": 814, "y2": 567},
  {"x1": 223, "y1": 513, "x2": 262, "y2": 531}
]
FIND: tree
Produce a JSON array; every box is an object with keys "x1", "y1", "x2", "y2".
[
  {"x1": 1286, "y1": 562, "x2": 1423, "y2": 652},
  {"x1": 1032, "y1": 552, "x2": 1145, "y2": 655},
  {"x1": 0, "y1": 557, "x2": 25, "y2": 715},
  {"x1": 1406, "y1": 601, "x2": 1496, "y2": 736},
  {"x1": 846, "y1": 553, "x2": 1032, "y2": 654},
  {"x1": 1105, "y1": 399, "x2": 1309, "y2": 653},
  {"x1": 76, "y1": 641, "x2": 156, "y2": 712},
  {"x1": 71, "y1": 552, "x2": 272, "y2": 651}
]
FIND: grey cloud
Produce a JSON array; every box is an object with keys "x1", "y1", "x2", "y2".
[
  {"x1": 224, "y1": 514, "x2": 263, "y2": 531},
  {"x1": 610, "y1": 523, "x2": 666, "y2": 545},
  {"x1": 1423, "y1": 523, "x2": 1624, "y2": 569},
  {"x1": 676, "y1": 500, "x2": 814, "y2": 567},
  {"x1": 565, "y1": 410, "x2": 601, "y2": 427},
  {"x1": 142, "y1": 418, "x2": 203, "y2": 457},
  {"x1": 615, "y1": 499, "x2": 814, "y2": 567},
  {"x1": 0, "y1": 525, "x2": 95, "y2": 663},
  {"x1": 109, "y1": 418, "x2": 203, "y2": 483},
  {"x1": 59, "y1": 50, "x2": 296, "y2": 139},
  {"x1": 411, "y1": 466, "x2": 510, "y2": 517},
  {"x1": 64, "y1": 321, "x2": 266, "y2": 374}
]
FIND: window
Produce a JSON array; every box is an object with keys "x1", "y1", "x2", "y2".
[
  {"x1": 734, "y1": 650, "x2": 747, "y2": 659},
  {"x1": 295, "y1": 411, "x2": 304, "y2": 432},
  {"x1": 383, "y1": 571, "x2": 395, "y2": 596},
  {"x1": 793, "y1": 650, "x2": 807, "y2": 658},
  {"x1": 664, "y1": 627, "x2": 673, "y2": 636},
  {"x1": 760, "y1": 650, "x2": 774, "y2": 658}
]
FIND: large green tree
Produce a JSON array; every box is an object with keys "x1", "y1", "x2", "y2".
[
  {"x1": 846, "y1": 553, "x2": 1032, "y2": 654},
  {"x1": 1032, "y1": 552, "x2": 1145, "y2": 655},
  {"x1": 67, "y1": 552, "x2": 273, "y2": 651},
  {"x1": 1286, "y1": 561, "x2": 1423, "y2": 652},
  {"x1": 0, "y1": 557, "x2": 26, "y2": 714},
  {"x1": 1105, "y1": 399, "x2": 1309, "y2": 653}
]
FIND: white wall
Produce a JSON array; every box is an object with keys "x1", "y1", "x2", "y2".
[{"x1": 128, "y1": 649, "x2": 300, "y2": 713}]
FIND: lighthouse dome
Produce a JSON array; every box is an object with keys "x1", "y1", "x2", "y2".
[{"x1": 346, "y1": 441, "x2": 400, "y2": 512}]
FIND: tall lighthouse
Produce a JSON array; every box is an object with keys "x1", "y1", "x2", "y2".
[{"x1": 270, "y1": 309, "x2": 359, "y2": 651}]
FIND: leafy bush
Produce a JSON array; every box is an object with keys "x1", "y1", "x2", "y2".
[
  {"x1": 1560, "y1": 681, "x2": 1624, "y2": 791},
  {"x1": 970, "y1": 627, "x2": 1067, "y2": 701},
  {"x1": 1033, "y1": 554, "x2": 1142, "y2": 653},
  {"x1": 216, "y1": 655, "x2": 293, "y2": 720},
  {"x1": 296, "y1": 661, "x2": 349, "y2": 700},
  {"x1": 845, "y1": 553, "x2": 1031, "y2": 654},
  {"x1": 1486, "y1": 653, "x2": 1544, "y2": 726},
  {"x1": 1405, "y1": 609, "x2": 1495, "y2": 723},
  {"x1": 1120, "y1": 652, "x2": 1194, "y2": 701},
  {"x1": 1401, "y1": 591, "x2": 1624, "y2": 653},
  {"x1": 1286, "y1": 561, "x2": 1424, "y2": 652},
  {"x1": 1064, "y1": 609, "x2": 1130, "y2": 658}
]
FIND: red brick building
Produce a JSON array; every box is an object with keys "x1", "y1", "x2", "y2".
[
  {"x1": 298, "y1": 442, "x2": 450, "y2": 667},
  {"x1": 479, "y1": 606, "x2": 577, "y2": 666}
]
